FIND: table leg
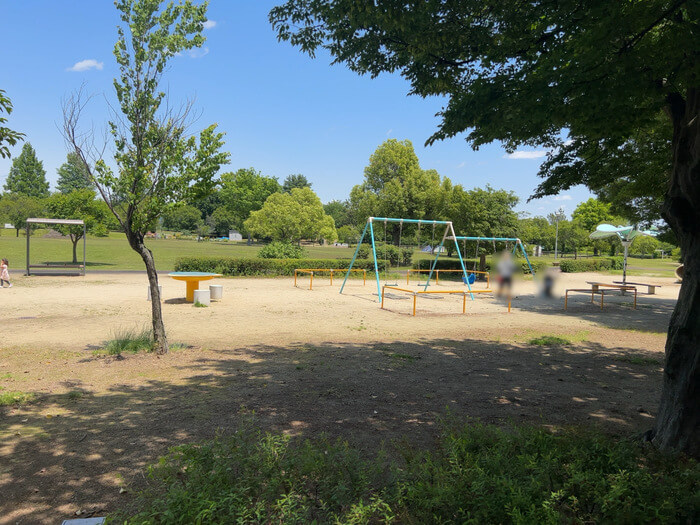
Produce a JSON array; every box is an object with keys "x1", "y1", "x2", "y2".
[{"x1": 186, "y1": 280, "x2": 199, "y2": 302}]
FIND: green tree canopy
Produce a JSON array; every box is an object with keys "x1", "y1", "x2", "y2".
[
  {"x1": 0, "y1": 194, "x2": 45, "y2": 237},
  {"x1": 245, "y1": 187, "x2": 337, "y2": 244},
  {"x1": 519, "y1": 217, "x2": 555, "y2": 251},
  {"x1": 162, "y1": 204, "x2": 202, "y2": 233},
  {"x1": 3, "y1": 142, "x2": 49, "y2": 197},
  {"x1": 282, "y1": 173, "x2": 311, "y2": 193},
  {"x1": 571, "y1": 199, "x2": 614, "y2": 233},
  {"x1": 219, "y1": 168, "x2": 281, "y2": 234},
  {"x1": 0, "y1": 89, "x2": 24, "y2": 159},
  {"x1": 56, "y1": 152, "x2": 94, "y2": 194},
  {"x1": 451, "y1": 185, "x2": 519, "y2": 240},
  {"x1": 46, "y1": 189, "x2": 109, "y2": 263},
  {"x1": 63, "y1": 0, "x2": 229, "y2": 354},
  {"x1": 270, "y1": 0, "x2": 700, "y2": 455},
  {"x1": 323, "y1": 199, "x2": 351, "y2": 228},
  {"x1": 350, "y1": 139, "x2": 452, "y2": 232}
]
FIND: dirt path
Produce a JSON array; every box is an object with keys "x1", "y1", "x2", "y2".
[{"x1": 0, "y1": 272, "x2": 678, "y2": 523}]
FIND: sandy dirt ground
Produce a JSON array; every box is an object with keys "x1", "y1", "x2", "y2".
[{"x1": 0, "y1": 270, "x2": 679, "y2": 523}]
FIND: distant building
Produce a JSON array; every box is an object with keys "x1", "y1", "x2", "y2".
[{"x1": 228, "y1": 230, "x2": 243, "y2": 241}]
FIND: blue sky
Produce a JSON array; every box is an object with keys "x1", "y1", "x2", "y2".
[{"x1": 0, "y1": 0, "x2": 591, "y2": 218}]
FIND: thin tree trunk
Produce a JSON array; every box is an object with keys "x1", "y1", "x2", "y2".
[
  {"x1": 651, "y1": 87, "x2": 700, "y2": 457},
  {"x1": 72, "y1": 235, "x2": 79, "y2": 264},
  {"x1": 127, "y1": 232, "x2": 168, "y2": 354}
]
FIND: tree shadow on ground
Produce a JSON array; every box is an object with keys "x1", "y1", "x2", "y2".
[
  {"x1": 509, "y1": 292, "x2": 676, "y2": 334},
  {"x1": 0, "y1": 337, "x2": 665, "y2": 524}
]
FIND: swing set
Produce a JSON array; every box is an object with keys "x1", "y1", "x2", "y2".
[
  {"x1": 340, "y1": 217, "x2": 473, "y2": 301},
  {"x1": 451, "y1": 236, "x2": 536, "y2": 278}
]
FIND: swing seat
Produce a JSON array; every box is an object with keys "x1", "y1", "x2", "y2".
[{"x1": 463, "y1": 273, "x2": 476, "y2": 285}]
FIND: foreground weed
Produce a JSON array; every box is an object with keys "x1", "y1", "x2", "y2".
[
  {"x1": 102, "y1": 327, "x2": 154, "y2": 356},
  {"x1": 528, "y1": 335, "x2": 571, "y2": 346},
  {"x1": 116, "y1": 421, "x2": 699, "y2": 524},
  {"x1": 0, "y1": 391, "x2": 35, "y2": 406},
  {"x1": 193, "y1": 301, "x2": 208, "y2": 308},
  {"x1": 67, "y1": 391, "x2": 85, "y2": 401}
]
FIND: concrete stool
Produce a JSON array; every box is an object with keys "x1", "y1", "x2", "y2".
[
  {"x1": 147, "y1": 285, "x2": 163, "y2": 301},
  {"x1": 209, "y1": 284, "x2": 223, "y2": 301},
  {"x1": 193, "y1": 289, "x2": 210, "y2": 306}
]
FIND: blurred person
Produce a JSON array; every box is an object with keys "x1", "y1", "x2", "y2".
[
  {"x1": 542, "y1": 267, "x2": 558, "y2": 298},
  {"x1": 1, "y1": 258, "x2": 11, "y2": 288},
  {"x1": 496, "y1": 251, "x2": 515, "y2": 297}
]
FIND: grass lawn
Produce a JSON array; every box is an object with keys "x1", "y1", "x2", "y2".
[
  {"x1": 0, "y1": 230, "x2": 357, "y2": 271},
  {"x1": 0, "y1": 229, "x2": 680, "y2": 277}
]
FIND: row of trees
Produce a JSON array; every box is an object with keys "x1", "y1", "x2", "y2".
[{"x1": 2, "y1": 137, "x2": 672, "y2": 257}]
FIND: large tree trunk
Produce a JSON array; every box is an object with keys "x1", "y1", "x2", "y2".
[
  {"x1": 127, "y1": 232, "x2": 168, "y2": 355},
  {"x1": 652, "y1": 88, "x2": 700, "y2": 457}
]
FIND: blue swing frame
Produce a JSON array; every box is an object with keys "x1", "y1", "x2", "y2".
[{"x1": 340, "y1": 217, "x2": 473, "y2": 302}]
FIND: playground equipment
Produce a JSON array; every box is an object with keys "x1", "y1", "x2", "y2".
[
  {"x1": 406, "y1": 268, "x2": 490, "y2": 288},
  {"x1": 341, "y1": 217, "x2": 471, "y2": 301},
  {"x1": 294, "y1": 268, "x2": 367, "y2": 290},
  {"x1": 381, "y1": 285, "x2": 503, "y2": 316},
  {"x1": 450, "y1": 236, "x2": 536, "y2": 278},
  {"x1": 168, "y1": 272, "x2": 222, "y2": 302},
  {"x1": 589, "y1": 224, "x2": 658, "y2": 284},
  {"x1": 25, "y1": 218, "x2": 86, "y2": 276}
]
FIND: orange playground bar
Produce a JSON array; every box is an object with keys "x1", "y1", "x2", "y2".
[
  {"x1": 381, "y1": 285, "x2": 507, "y2": 316},
  {"x1": 294, "y1": 268, "x2": 367, "y2": 290}
]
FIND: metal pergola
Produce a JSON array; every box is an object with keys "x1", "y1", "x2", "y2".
[{"x1": 26, "y1": 218, "x2": 86, "y2": 276}]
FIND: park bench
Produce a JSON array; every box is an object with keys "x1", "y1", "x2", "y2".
[
  {"x1": 27, "y1": 263, "x2": 85, "y2": 276},
  {"x1": 613, "y1": 281, "x2": 662, "y2": 294},
  {"x1": 565, "y1": 282, "x2": 637, "y2": 310}
]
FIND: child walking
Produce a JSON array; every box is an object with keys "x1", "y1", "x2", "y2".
[{"x1": 1, "y1": 258, "x2": 12, "y2": 288}]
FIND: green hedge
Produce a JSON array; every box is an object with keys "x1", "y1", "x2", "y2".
[
  {"x1": 174, "y1": 257, "x2": 385, "y2": 277},
  {"x1": 559, "y1": 257, "x2": 624, "y2": 273},
  {"x1": 413, "y1": 258, "x2": 547, "y2": 274}
]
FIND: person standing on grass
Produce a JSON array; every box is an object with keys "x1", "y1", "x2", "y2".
[{"x1": 1, "y1": 258, "x2": 12, "y2": 288}]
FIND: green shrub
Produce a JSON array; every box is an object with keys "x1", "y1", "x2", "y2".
[
  {"x1": 559, "y1": 257, "x2": 624, "y2": 273},
  {"x1": 174, "y1": 257, "x2": 385, "y2": 277},
  {"x1": 116, "y1": 422, "x2": 699, "y2": 524},
  {"x1": 258, "y1": 241, "x2": 306, "y2": 259}
]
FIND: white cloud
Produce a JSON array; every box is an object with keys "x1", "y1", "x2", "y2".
[
  {"x1": 553, "y1": 194, "x2": 572, "y2": 201},
  {"x1": 67, "y1": 59, "x2": 104, "y2": 72},
  {"x1": 386, "y1": 129, "x2": 393, "y2": 137},
  {"x1": 203, "y1": 20, "x2": 217, "y2": 29},
  {"x1": 457, "y1": 161, "x2": 466, "y2": 168},
  {"x1": 503, "y1": 150, "x2": 548, "y2": 159},
  {"x1": 188, "y1": 46, "x2": 210, "y2": 59}
]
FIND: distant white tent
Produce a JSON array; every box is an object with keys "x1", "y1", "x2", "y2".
[{"x1": 589, "y1": 224, "x2": 658, "y2": 283}]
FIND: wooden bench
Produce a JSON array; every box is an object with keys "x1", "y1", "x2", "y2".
[
  {"x1": 613, "y1": 281, "x2": 661, "y2": 295},
  {"x1": 565, "y1": 283, "x2": 637, "y2": 310}
]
